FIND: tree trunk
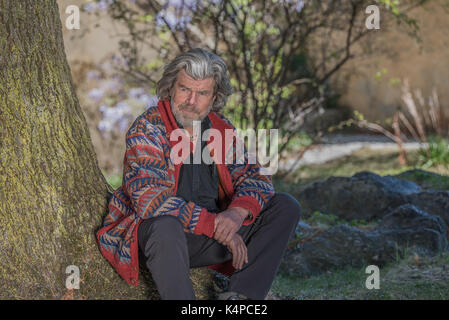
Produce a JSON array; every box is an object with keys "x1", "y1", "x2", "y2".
[{"x1": 0, "y1": 0, "x2": 215, "y2": 299}]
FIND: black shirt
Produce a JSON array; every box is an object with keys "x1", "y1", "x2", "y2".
[{"x1": 175, "y1": 116, "x2": 220, "y2": 213}]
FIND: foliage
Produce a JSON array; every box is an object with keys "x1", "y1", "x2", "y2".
[
  {"x1": 418, "y1": 136, "x2": 449, "y2": 168},
  {"x1": 306, "y1": 210, "x2": 370, "y2": 228},
  {"x1": 83, "y1": 0, "x2": 427, "y2": 159},
  {"x1": 105, "y1": 173, "x2": 123, "y2": 189},
  {"x1": 331, "y1": 79, "x2": 448, "y2": 167},
  {"x1": 306, "y1": 211, "x2": 340, "y2": 226}
]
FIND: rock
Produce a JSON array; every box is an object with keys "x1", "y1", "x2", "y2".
[
  {"x1": 408, "y1": 190, "x2": 449, "y2": 227},
  {"x1": 281, "y1": 224, "x2": 398, "y2": 277},
  {"x1": 295, "y1": 221, "x2": 315, "y2": 239},
  {"x1": 377, "y1": 204, "x2": 448, "y2": 255},
  {"x1": 297, "y1": 170, "x2": 449, "y2": 226},
  {"x1": 297, "y1": 171, "x2": 421, "y2": 221},
  {"x1": 282, "y1": 204, "x2": 448, "y2": 278}
]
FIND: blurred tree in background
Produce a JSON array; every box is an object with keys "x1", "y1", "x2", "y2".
[{"x1": 99, "y1": 0, "x2": 427, "y2": 158}]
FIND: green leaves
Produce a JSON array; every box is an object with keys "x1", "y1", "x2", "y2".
[{"x1": 418, "y1": 136, "x2": 449, "y2": 168}]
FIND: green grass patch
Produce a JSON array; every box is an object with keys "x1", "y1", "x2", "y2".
[
  {"x1": 274, "y1": 148, "x2": 449, "y2": 189},
  {"x1": 305, "y1": 211, "x2": 371, "y2": 229},
  {"x1": 272, "y1": 252, "x2": 449, "y2": 300},
  {"x1": 418, "y1": 136, "x2": 449, "y2": 168}
]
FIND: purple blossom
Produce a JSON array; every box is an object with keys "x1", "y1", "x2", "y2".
[
  {"x1": 87, "y1": 88, "x2": 105, "y2": 101},
  {"x1": 98, "y1": 118, "x2": 114, "y2": 132},
  {"x1": 100, "y1": 79, "x2": 121, "y2": 92},
  {"x1": 166, "y1": 0, "x2": 198, "y2": 10},
  {"x1": 98, "y1": 102, "x2": 132, "y2": 134},
  {"x1": 118, "y1": 118, "x2": 130, "y2": 133},
  {"x1": 156, "y1": 0, "x2": 194, "y2": 30},
  {"x1": 87, "y1": 70, "x2": 102, "y2": 80},
  {"x1": 138, "y1": 94, "x2": 159, "y2": 108},
  {"x1": 83, "y1": 0, "x2": 114, "y2": 13},
  {"x1": 83, "y1": 2, "x2": 97, "y2": 13},
  {"x1": 282, "y1": 0, "x2": 304, "y2": 12},
  {"x1": 128, "y1": 87, "x2": 146, "y2": 99},
  {"x1": 295, "y1": 0, "x2": 304, "y2": 12},
  {"x1": 127, "y1": 87, "x2": 159, "y2": 107},
  {"x1": 115, "y1": 101, "x2": 131, "y2": 112}
]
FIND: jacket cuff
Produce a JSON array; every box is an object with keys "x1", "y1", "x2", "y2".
[
  {"x1": 227, "y1": 196, "x2": 261, "y2": 225},
  {"x1": 194, "y1": 208, "x2": 216, "y2": 238}
]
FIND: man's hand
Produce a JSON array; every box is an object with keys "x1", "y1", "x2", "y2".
[
  {"x1": 226, "y1": 233, "x2": 248, "y2": 270},
  {"x1": 214, "y1": 207, "x2": 249, "y2": 245}
]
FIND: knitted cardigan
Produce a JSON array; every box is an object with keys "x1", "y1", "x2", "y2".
[{"x1": 96, "y1": 99, "x2": 275, "y2": 286}]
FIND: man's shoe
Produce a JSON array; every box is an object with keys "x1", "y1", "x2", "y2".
[{"x1": 217, "y1": 291, "x2": 249, "y2": 300}]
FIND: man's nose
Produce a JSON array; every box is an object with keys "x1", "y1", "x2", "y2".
[{"x1": 186, "y1": 91, "x2": 198, "y2": 105}]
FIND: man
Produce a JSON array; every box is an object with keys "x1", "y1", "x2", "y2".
[{"x1": 97, "y1": 48, "x2": 301, "y2": 300}]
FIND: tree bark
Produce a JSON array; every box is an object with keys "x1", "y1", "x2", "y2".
[{"x1": 0, "y1": 0, "x2": 216, "y2": 299}]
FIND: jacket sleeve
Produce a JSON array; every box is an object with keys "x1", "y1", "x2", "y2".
[
  {"x1": 123, "y1": 118, "x2": 216, "y2": 237},
  {"x1": 221, "y1": 119, "x2": 275, "y2": 225}
]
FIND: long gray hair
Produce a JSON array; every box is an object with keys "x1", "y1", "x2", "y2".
[{"x1": 156, "y1": 48, "x2": 233, "y2": 112}]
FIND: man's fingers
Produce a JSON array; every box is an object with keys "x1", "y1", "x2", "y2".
[
  {"x1": 229, "y1": 243, "x2": 238, "y2": 269},
  {"x1": 235, "y1": 246, "x2": 243, "y2": 270},
  {"x1": 214, "y1": 213, "x2": 241, "y2": 245},
  {"x1": 244, "y1": 244, "x2": 248, "y2": 264},
  {"x1": 224, "y1": 229, "x2": 234, "y2": 245},
  {"x1": 241, "y1": 242, "x2": 248, "y2": 269},
  {"x1": 227, "y1": 239, "x2": 240, "y2": 269},
  {"x1": 237, "y1": 244, "x2": 244, "y2": 269},
  {"x1": 234, "y1": 239, "x2": 246, "y2": 270},
  {"x1": 226, "y1": 234, "x2": 248, "y2": 270},
  {"x1": 215, "y1": 223, "x2": 226, "y2": 244},
  {"x1": 214, "y1": 220, "x2": 237, "y2": 246},
  {"x1": 233, "y1": 244, "x2": 240, "y2": 269}
]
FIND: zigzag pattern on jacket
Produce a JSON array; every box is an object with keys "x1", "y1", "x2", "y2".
[{"x1": 97, "y1": 103, "x2": 274, "y2": 284}]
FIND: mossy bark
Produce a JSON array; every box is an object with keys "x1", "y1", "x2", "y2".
[{"x1": 0, "y1": 0, "x2": 215, "y2": 299}]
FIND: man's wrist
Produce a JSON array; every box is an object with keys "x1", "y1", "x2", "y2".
[{"x1": 231, "y1": 207, "x2": 251, "y2": 220}]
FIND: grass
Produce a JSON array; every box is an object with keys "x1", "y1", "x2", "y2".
[
  {"x1": 271, "y1": 252, "x2": 449, "y2": 300},
  {"x1": 273, "y1": 148, "x2": 449, "y2": 196}
]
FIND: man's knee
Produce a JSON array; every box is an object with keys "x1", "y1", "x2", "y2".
[
  {"x1": 138, "y1": 215, "x2": 185, "y2": 250},
  {"x1": 148, "y1": 215, "x2": 184, "y2": 233},
  {"x1": 270, "y1": 192, "x2": 301, "y2": 223}
]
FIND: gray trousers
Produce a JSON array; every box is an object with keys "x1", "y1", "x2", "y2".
[{"x1": 137, "y1": 192, "x2": 301, "y2": 300}]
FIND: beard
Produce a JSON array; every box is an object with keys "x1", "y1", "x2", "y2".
[{"x1": 170, "y1": 96, "x2": 212, "y2": 128}]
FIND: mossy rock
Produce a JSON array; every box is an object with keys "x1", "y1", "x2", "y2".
[{"x1": 393, "y1": 169, "x2": 449, "y2": 191}]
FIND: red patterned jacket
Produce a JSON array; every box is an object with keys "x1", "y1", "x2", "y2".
[{"x1": 96, "y1": 99, "x2": 274, "y2": 286}]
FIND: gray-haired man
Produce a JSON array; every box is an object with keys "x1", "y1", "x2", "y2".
[{"x1": 97, "y1": 48, "x2": 301, "y2": 300}]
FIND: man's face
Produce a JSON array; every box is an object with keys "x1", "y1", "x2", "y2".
[{"x1": 170, "y1": 69, "x2": 216, "y2": 128}]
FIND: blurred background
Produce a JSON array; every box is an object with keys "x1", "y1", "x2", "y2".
[{"x1": 57, "y1": 0, "x2": 449, "y2": 187}]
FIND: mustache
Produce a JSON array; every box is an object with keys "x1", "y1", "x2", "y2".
[{"x1": 178, "y1": 104, "x2": 200, "y2": 114}]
